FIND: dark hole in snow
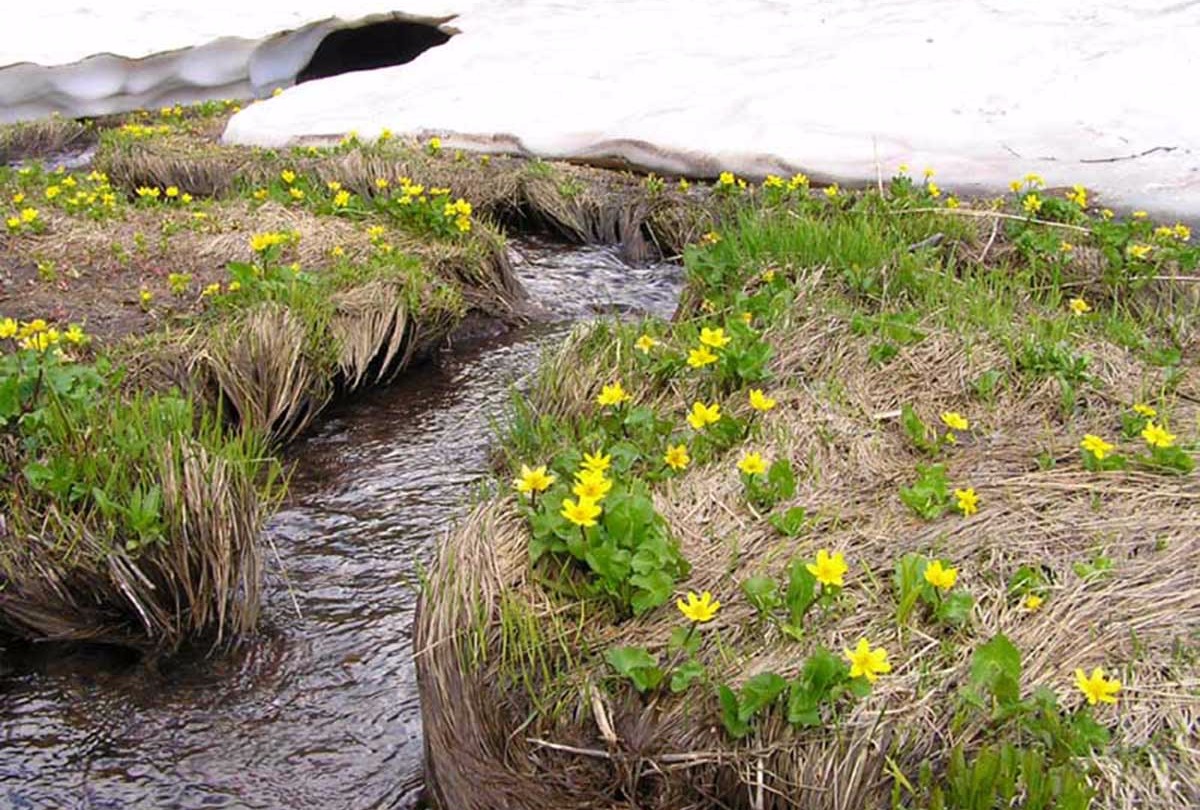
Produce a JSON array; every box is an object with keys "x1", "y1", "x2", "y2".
[{"x1": 297, "y1": 20, "x2": 451, "y2": 84}]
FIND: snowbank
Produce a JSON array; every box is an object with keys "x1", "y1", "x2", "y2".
[{"x1": 4, "y1": 2, "x2": 1198, "y2": 219}]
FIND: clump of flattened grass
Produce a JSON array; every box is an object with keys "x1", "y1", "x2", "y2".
[
  {"x1": 0, "y1": 115, "x2": 93, "y2": 164},
  {"x1": 418, "y1": 185, "x2": 1199, "y2": 809}
]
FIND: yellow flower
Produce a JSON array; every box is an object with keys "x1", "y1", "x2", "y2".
[
  {"x1": 1132, "y1": 210, "x2": 1147, "y2": 219},
  {"x1": 634, "y1": 334, "x2": 656, "y2": 353},
  {"x1": 1141, "y1": 422, "x2": 1175, "y2": 449},
  {"x1": 699, "y1": 326, "x2": 731, "y2": 349},
  {"x1": 333, "y1": 190, "x2": 351, "y2": 207},
  {"x1": 280, "y1": 170, "x2": 296, "y2": 184},
  {"x1": 1023, "y1": 594, "x2": 1044, "y2": 612},
  {"x1": 375, "y1": 177, "x2": 390, "y2": 190},
  {"x1": 946, "y1": 196, "x2": 960, "y2": 209},
  {"x1": 513, "y1": 464, "x2": 556, "y2": 494},
  {"x1": 581, "y1": 451, "x2": 611, "y2": 474},
  {"x1": 1023, "y1": 173, "x2": 1045, "y2": 187},
  {"x1": 763, "y1": 174, "x2": 784, "y2": 189},
  {"x1": 327, "y1": 181, "x2": 343, "y2": 192},
  {"x1": 289, "y1": 187, "x2": 305, "y2": 201},
  {"x1": 940, "y1": 411, "x2": 969, "y2": 431},
  {"x1": 1173, "y1": 223, "x2": 1190, "y2": 241},
  {"x1": 955, "y1": 488, "x2": 979, "y2": 516},
  {"x1": 926, "y1": 181, "x2": 941, "y2": 198},
  {"x1": 0, "y1": 318, "x2": 17, "y2": 339},
  {"x1": 844, "y1": 638, "x2": 891, "y2": 683},
  {"x1": 676, "y1": 590, "x2": 720, "y2": 623},
  {"x1": 718, "y1": 171, "x2": 735, "y2": 187},
  {"x1": 678, "y1": 178, "x2": 691, "y2": 191},
  {"x1": 1132, "y1": 403, "x2": 1156, "y2": 418},
  {"x1": 761, "y1": 268, "x2": 776, "y2": 282},
  {"x1": 596, "y1": 381, "x2": 632, "y2": 407},
  {"x1": 165, "y1": 186, "x2": 179, "y2": 198},
  {"x1": 572, "y1": 470, "x2": 612, "y2": 501},
  {"x1": 1080, "y1": 434, "x2": 1114, "y2": 460},
  {"x1": 427, "y1": 137, "x2": 442, "y2": 153},
  {"x1": 249, "y1": 232, "x2": 286, "y2": 252},
  {"x1": 253, "y1": 188, "x2": 268, "y2": 201},
  {"x1": 806, "y1": 549, "x2": 848, "y2": 587},
  {"x1": 740, "y1": 311, "x2": 753, "y2": 325},
  {"x1": 701, "y1": 231, "x2": 721, "y2": 245},
  {"x1": 823, "y1": 183, "x2": 840, "y2": 199},
  {"x1": 1100, "y1": 209, "x2": 1114, "y2": 220},
  {"x1": 45, "y1": 185, "x2": 61, "y2": 199},
  {"x1": 379, "y1": 128, "x2": 393, "y2": 142},
  {"x1": 1009, "y1": 180, "x2": 1022, "y2": 193},
  {"x1": 898, "y1": 164, "x2": 910, "y2": 174},
  {"x1": 20, "y1": 207, "x2": 39, "y2": 224},
  {"x1": 737, "y1": 451, "x2": 767, "y2": 476},
  {"x1": 1068, "y1": 297, "x2": 1091, "y2": 316},
  {"x1": 135, "y1": 186, "x2": 160, "y2": 199},
  {"x1": 366, "y1": 225, "x2": 386, "y2": 241},
  {"x1": 561, "y1": 496, "x2": 602, "y2": 527},
  {"x1": 1060, "y1": 241, "x2": 1073, "y2": 253},
  {"x1": 687, "y1": 345, "x2": 718, "y2": 368},
  {"x1": 1074, "y1": 667, "x2": 1121, "y2": 705},
  {"x1": 1126, "y1": 243, "x2": 1152, "y2": 260},
  {"x1": 663, "y1": 443, "x2": 690, "y2": 471},
  {"x1": 201, "y1": 282, "x2": 220, "y2": 297},
  {"x1": 923, "y1": 559, "x2": 958, "y2": 591},
  {"x1": 1022, "y1": 194, "x2": 1043, "y2": 215},
  {"x1": 6, "y1": 216, "x2": 20, "y2": 230},
  {"x1": 139, "y1": 289, "x2": 153, "y2": 306},
  {"x1": 749, "y1": 389, "x2": 776, "y2": 412},
  {"x1": 923, "y1": 167, "x2": 935, "y2": 179},
  {"x1": 788, "y1": 173, "x2": 809, "y2": 190},
  {"x1": 1065, "y1": 184, "x2": 1088, "y2": 208},
  {"x1": 11, "y1": 192, "x2": 24, "y2": 204},
  {"x1": 181, "y1": 193, "x2": 193, "y2": 203},
  {"x1": 686, "y1": 401, "x2": 721, "y2": 430},
  {"x1": 227, "y1": 281, "x2": 241, "y2": 293}
]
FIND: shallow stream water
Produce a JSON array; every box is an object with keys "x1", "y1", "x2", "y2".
[{"x1": 0, "y1": 238, "x2": 681, "y2": 809}]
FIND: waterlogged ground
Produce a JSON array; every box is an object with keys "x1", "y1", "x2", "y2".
[{"x1": 0, "y1": 238, "x2": 681, "y2": 809}]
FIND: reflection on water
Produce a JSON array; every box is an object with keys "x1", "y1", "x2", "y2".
[{"x1": 0, "y1": 238, "x2": 680, "y2": 809}]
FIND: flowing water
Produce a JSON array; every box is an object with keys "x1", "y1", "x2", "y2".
[{"x1": 0, "y1": 238, "x2": 681, "y2": 809}]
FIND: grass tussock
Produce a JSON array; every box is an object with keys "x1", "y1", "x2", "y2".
[
  {"x1": 0, "y1": 116, "x2": 93, "y2": 164},
  {"x1": 418, "y1": 180, "x2": 1199, "y2": 809}
]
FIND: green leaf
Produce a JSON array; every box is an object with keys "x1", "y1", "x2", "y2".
[
  {"x1": 605, "y1": 646, "x2": 663, "y2": 693},
  {"x1": 787, "y1": 647, "x2": 849, "y2": 727},
  {"x1": 668, "y1": 625, "x2": 701, "y2": 656},
  {"x1": 968, "y1": 633, "x2": 1022, "y2": 710},
  {"x1": 894, "y1": 553, "x2": 927, "y2": 625},
  {"x1": 670, "y1": 660, "x2": 705, "y2": 693},
  {"x1": 935, "y1": 591, "x2": 975, "y2": 627},
  {"x1": 741, "y1": 574, "x2": 782, "y2": 617},
  {"x1": 630, "y1": 569, "x2": 674, "y2": 614},
  {"x1": 737, "y1": 672, "x2": 788, "y2": 721},
  {"x1": 766, "y1": 459, "x2": 796, "y2": 500},
  {"x1": 717, "y1": 685, "x2": 750, "y2": 738},
  {"x1": 901, "y1": 404, "x2": 938, "y2": 454},
  {"x1": 785, "y1": 558, "x2": 817, "y2": 627},
  {"x1": 768, "y1": 505, "x2": 808, "y2": 537}
]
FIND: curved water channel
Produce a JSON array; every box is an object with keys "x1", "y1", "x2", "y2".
[{"x1": 0, "y1": 238, "x2": 682, "y2": 809}]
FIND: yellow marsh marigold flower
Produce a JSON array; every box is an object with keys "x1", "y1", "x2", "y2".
[
  {"x1": 924, "y1": 559, "x2": 958, "y2": 591},
  {"x1": 717, "y1": 171, "x2": 735, "y2": 187},
  {"x1": 327, "y1": 180, "x2": 342, "y2": 192},
  {"x1": 1023, "y1": 594, "x2": 1044, "y2": 612},
  {"x1": 664, "y1": 443, "x2": 690, "y2": 471},
  {"x1": 955, "y1": 487, "x2": 979, "y2": 516},
  {"x1": 1173, "y1": 223, "x2": 1190, "y2": 241},
  {"x1": 331, "y1": 246, "x2": 346, "y2": 258},
  {"x1": 1009, "y1": 180, "x2": 1022, "y2": 193},
  {"x1": 1126, "y1": 243, "x2": 1152, "y2": 260},
  {"x1": 1154, "y1": 225, "x2": 1174, "y2": 239},
  {"x1": 946, "y1": 196, "x2": 960, "y2": 209},
  {"x1": 699, "y1": 326, "x2": 731, "y2": 349},
  {"x1": 763, "y1": 174, "x2": 784, "y2": 189},
  {"x1": 788, "y1": 173, "x2": 809, "y2": 190},
  {"x1": 289, "y1": 187, "x2": 305, "y2": 201},
  {"x1": 513, "y1": 464, "x2": 556, "y2": 495},
  {"x1": 1060, "y1": 241, "x2": 1074, "y2": 253},
  {"x1": 253, "y1": 188, "x2": 268, "y2": 201},
  {"x1": 181, "y1": 193, "x2": 193, "y2": 204},
  {"x1": 687, "y1": 346, "x2": 718, "y2": 368},
  {"x1": 250, "y1": 232, "x2": 286, "y2": 252},
  {"x1": 280, "y1": 169, "x2": 296, "y2": 184},
  {"x1": 737, "y1": 451, "x2": 767, "y2": 476},
  {"x1": 1069, "y1": 297, "x2": 1091, "y2": 316},
  {"x1": 1080, "y1": 434, "x2": 1115, "y2": 460},
  {"x1": 677, "y1": 178, "x2": 690, "y2": 191},
  {"x1": 1132, "y1": 210, "x2": 1147, "y2": 219},
  {"x1": 427, "y1": 137, "x2": 442, "y2": 153},
  {"x1": 6, "y1": 216, "x2": 20, "y2": 230},
  {"x1": 844, "y1": 638, "x2": 891, "y2": 682},
  {"x1": 924, "y1": 167, "x2": 935, "y2": 179},
  {"x1": 1133, "y1": 402, "x2": 1156, "y2": 418},
  {"x1": 1075, "y1": 667, "x2": 1121, "y2": 705},
  {"x1": 823, "y1": 183, "x2": 840, "y2": 199},
  {"x1": 165, "y1": 186, "x2": 179, "y2": 198},
  {"x1": 761, "y1": 268, "x2": 777, "y2": 282},
  {"x1": 20, "y1": 208, "x2": 39, "y2": 224},
  {"x1": 596, "y1": 381, "x2": 632, "y2": 407},
  {"x1": 749, "y1": 389, "x2": 776, "y2": 412},
  {"x1": 806, "y1": 549, "x2": 848, "y2": 587},
  {"x1": 740, "y1": 311, "x2": 753, "y2": 325},
  {"x1": 375, "y1": 177, "x2": 390, "y2": 190},
  {"x1": 1141, "y1": 422, "x2": 1175, "y2": 449},
  {"x1": 139, "y1": 289, "x2": 153, "y2": 306},
  {"x1": 561, "y1": 496, "x2": 602, "y2": 527},
  {"x1": 1023, "y1": 173, "x2": 1045, "y2": 187},
  {"x1": 367, "y1": 225, "x2": 386, "y2": 241},
  {"x1": 227, "y1": 281, "x2": 242, "y2": 293},
  {"x1": 676, "y1": 590, "x2": 720, "y2": 623},
  {"x1": 201, "y1": 282, "x2": 220, "y2": 297},
  {"x1": 572, "y1": 470, "x2": 612, "y2": 501},
  {"x1": 581, "y1": 450, "x2": 611, "y2": 474},
  {"x1": 940, "y1": 411, "x2": 969, "y2": 431},
  {"x1": 333, "y1": 190, "x2": 351, "y2": 207},
  {"x1": 1065, "y1": 184, "x2": 1088, "y2": 208},
  {"x1": 45, "y1": 185, "x2": 61, "y2": 199},
  {"x1": 687, "y1": 401, "x2": 721, "y2": 430},
  {"x1": 926, "y1": 181, "x2": 941, "y2": 198},
  {"x1": 1022, "y1": 194, "x2": 1043, "y2": 215},
  {"x1": 12, "y1": 192, "x2": 25, "y2": 204},
  {"x1": 0, "y1": 318, "x2": 17, "y2": 339},
  {"x1": 700, "y1": 231, "x2": 721, "y2": 245},
  {"x1": 634, "y1": 334, "x2": 656, "y2": 353},
  {"x1": 898, "y1": 164, "x2": 910, "y2": 174},
  {"x1": 1100, "y1": 208, "x2": 1114, "y2": 220}
]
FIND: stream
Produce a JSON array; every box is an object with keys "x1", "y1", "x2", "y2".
[{"x1": 0, "y1": 238, "x2": 682, "y2": 809}]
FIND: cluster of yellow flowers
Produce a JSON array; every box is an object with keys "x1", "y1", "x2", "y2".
[
  {"x1": 119, "y1": 123, "x2": 172, "y2": 138},
  {"x1": 248, "y1": 230, "x2": 298, "y2": 253},
  {"x1": 5, "y1": 206, "x2": 39, "y2": 232},
  {"x1": 1153, "y1": 223, "x2": 1191, "y2": 241},
  {"x1": 442, "y1": 198, "x2": 473, "y2": 233},
  {"x1": 135, "y1": 185, "x2": 192, "y2": 204},
  {"x1": 0, "y1": 317, "x2": 88, "y2": 351},
  {"x1": 686, "y1": 325, "x2": 730, "y2": 369}
]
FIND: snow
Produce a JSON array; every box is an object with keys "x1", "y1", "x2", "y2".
[{"x1": 3, "y1": 1, "x2": 1198, "y2": 219}]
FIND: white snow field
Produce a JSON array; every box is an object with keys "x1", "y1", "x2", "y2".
[{"x1": 4, "y1": 1, "x2": 1198, "y2": 219}]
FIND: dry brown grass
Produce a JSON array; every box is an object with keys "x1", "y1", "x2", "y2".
[
  {"x1": 0, "y1": 116, "x2": 92, "y2": 163},
  {"x1": 418, "y1": 270, "x2": 1200, "y2": 809}
]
